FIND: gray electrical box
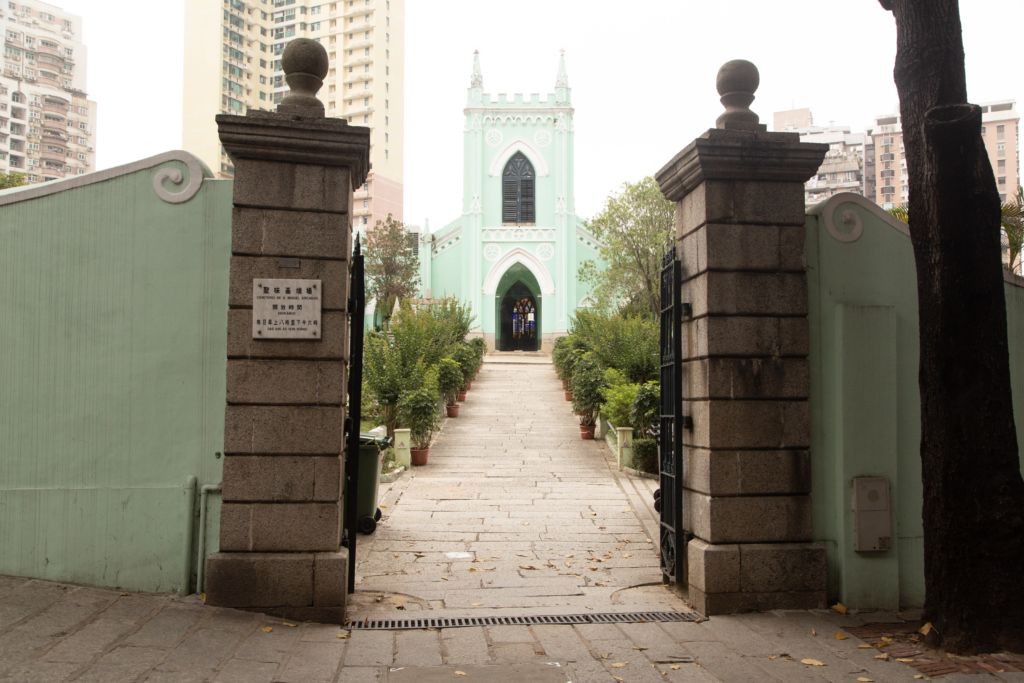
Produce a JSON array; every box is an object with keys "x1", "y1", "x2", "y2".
[{"x1": 852, "y1": 476, "x2": 892, "y2": 552}]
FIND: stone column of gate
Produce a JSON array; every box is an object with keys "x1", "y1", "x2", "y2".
[
  {"x1": 204, "y1": 39, "x2": 369, "y2": 623},
  {"x1": 655, "y1": 60, "x2": 828, "y2": 615}
]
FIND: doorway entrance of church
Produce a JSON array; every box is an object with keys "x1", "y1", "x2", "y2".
[{"x1": 494, "y1": 264, "x2": 542, "y2": 351}]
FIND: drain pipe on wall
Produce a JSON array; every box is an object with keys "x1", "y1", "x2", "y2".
[
  {"x1": 181, "y1": 476, "x2": 198, "y2": 595},
  {"x1": 196, "y1": 482, "x2": 222, "y2": 594}
]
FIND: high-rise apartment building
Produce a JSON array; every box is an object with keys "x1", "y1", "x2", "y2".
[
  {"x1": 774, "y1": 109, "x2": 866, "y2": 207},
  {"x1": 182, "y1": 0, "x2": 404, "y2": 229},
  {"x1": 0, "y1": 0, "x2": 96, "y2": 184},
  {"x1": 867, "y1": 101, "x2": 1020, "y2": 208}
]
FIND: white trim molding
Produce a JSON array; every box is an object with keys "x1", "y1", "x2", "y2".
[
  {"x1": 810, "y1": 192, "x2": 909, "y2": 243},
  {"x1": 482, "y1": 246, "x2": 555, "y2": 296},
  {"x1": 488, "y1": 139, "x2": 549, "y2": 177},
  {"x1": 0, "y1": 150, "x2": 213, "y2": 207}
]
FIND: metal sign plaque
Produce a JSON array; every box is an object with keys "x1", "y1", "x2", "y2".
[{"x1": 252, "y1": 278, "x2": 322, "y2": 339}]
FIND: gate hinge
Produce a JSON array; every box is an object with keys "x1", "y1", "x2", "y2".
[
  {"x1": 680, "y1": 302, "x2": 693, "y2": 318},
  {"x1": 682, "y1": 415, "x2": 694, "y2": 431}
]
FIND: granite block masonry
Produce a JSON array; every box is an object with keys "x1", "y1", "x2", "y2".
[
  {"x1": 204, "y1": 37, "x2": 370, "y2": 623},
  {"x1": 656, "y1": 60, "x2": 828, "y2": 615}
]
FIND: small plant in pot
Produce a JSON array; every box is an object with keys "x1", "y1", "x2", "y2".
[
  {"x1": 398, "y1": 386, "x2": 442, "y2": 465},
  {"x1": 438, "y1": 357, "x2": 463, "y2": 418},
  {"x1": 571, "y1": 352, "x2": 604, "y2": 439}
]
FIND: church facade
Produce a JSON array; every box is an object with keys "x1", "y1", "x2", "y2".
[{"x1": 416, "y1": 52, "x2": 601, "y2": 351}]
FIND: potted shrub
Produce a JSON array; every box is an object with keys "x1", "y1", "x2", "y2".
[
  {"x1": 452, "y1": 343, "x2": 477, "y2": 395},
  {"x1": 571, "y1": 352, "x2": 604, "y2": 439},
  {"x1": 552, "y1": 336, "x2": 571, "y2": 389},
  {"x1": 398, "y1": 386, "x2": 442, "y2": 465},
  {"x1": 438, "y1": 357, "x2": 463, "y2": 418},
  {"x1": 470, "y1": 337, "x2": 486, "y2": 377},
  {"x1": 561, "y1": 348, "x2": 584, "y2": 402}
]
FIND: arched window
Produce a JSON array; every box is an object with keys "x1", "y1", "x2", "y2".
[{"x1": 502, "y1": 152, "x2": 535, "y2": 224}]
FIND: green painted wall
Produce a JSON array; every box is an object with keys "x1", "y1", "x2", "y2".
[
  {"x1": 807, "y1": 194, "x2": 1024, "y2": 609},
  {"x1": 0, "y1": 154, "x2": 230, "y2": 593}
]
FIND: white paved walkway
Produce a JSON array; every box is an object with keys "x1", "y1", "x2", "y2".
[{"x1": 349, "y1": 356, "x2": 685, "y2": 618}]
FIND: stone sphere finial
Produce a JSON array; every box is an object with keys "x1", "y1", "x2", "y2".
[
  {"x1": 715, "y1": 59, "x2": 762, "y2": 131},
  {"x1": 277, "y1": 38, "x2": 329, "y2": 117}
]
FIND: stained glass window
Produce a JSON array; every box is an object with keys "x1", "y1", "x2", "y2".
[{"x1": 502, "y1": 152, "x2": 535, "y2": 224}]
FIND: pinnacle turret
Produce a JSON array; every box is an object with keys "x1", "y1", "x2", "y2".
[{"x1": 470, "y1": 50, "x2": 483, "y2": 89}]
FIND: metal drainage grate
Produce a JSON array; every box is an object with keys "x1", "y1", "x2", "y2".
[{"x1": 345, "y1": 611, "x2": 701, "y2": 631}]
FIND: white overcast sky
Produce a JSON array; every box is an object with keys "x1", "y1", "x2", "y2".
[{"x1": 56, "y1": 0, "x2": 1023, "y2": 227}]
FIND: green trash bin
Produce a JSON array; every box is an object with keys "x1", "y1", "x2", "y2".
[{"x1": 352, "y1": 433, "x2": 391, "y2": 535}]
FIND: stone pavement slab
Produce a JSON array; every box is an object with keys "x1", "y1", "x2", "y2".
[{"x1": 0, "y1": 579, "x2": 934, "y2": 681}]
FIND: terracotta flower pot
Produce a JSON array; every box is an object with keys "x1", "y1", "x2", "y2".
[
  {"x1": 579, "y1": 424, "x2": 595, "y2": 440},
  {"x1": 411, "y1": 447, "x2": 429, "y2": 466},
  {"x1": 564, "y1": 390, "x2": 573, "y2": 402},
  {"x1": 446, "y1": 403, "x2": 460, "y2": 418},
  {"x1": 457, "y1": 390, "x2": 467, "y2": 402}
]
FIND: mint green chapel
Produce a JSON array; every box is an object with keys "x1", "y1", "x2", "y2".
[{"x1": 417, "y1": 51, "x2": 602, "y2": 351}]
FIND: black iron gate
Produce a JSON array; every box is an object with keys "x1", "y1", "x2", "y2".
[
  {"x1": 344, "y1": 237, "x2": 366, "y2": 594},
  {"x1": 658, "y1": 246, "x2": 687, "y2": 585}
]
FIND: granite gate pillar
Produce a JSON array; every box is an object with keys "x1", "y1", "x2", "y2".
[
  {"x1": 204, "y1": 39, "x2": 369, "y2": 622},
  {"x1": 655, "y1": 61, "x2": 828, "y2": 614}
]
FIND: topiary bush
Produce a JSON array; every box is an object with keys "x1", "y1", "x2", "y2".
[{"x1": 632, "y1": 437, "x2": 659, "y2": 474}]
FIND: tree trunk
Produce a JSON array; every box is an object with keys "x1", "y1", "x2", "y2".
[{"x1": 881, "y1": 0, "x2": 1024, "y2": 653}]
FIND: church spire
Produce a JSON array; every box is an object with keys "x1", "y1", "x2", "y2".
[
  {"x1": 470, "y1": 50, "x2": 483, "y2": 89},
  {"x1": 554, "y1": 50, "x2": 570, "y2": 104},
  {"x1": 555, "y1": 49, "x2": 569, "y2": 89}
]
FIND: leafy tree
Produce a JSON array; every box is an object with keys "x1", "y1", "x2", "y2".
[
  {"x1": 0, "y1": 172, "x2": 26, "y2": 190},
  {"x1": 365, "y1": 215, "x2": 420, "y2": 326},
  {"x1": 1001, "y1": 186, "x2": 1023, "y2": 273},
  {"x1": 578, "y1": 177, "x2": 674, "y2": 317},
  {"x1": 880, "y1": 0, "x2": 1024, "y2": 653}
]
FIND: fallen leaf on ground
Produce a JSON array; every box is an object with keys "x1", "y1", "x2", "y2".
[
  {"x1": 834, "y1": 632, "x2": 848, "y2": 640},
  {"x1": 199, "y1": 593, "x2": 206, "y2": 603},
  {"x1": 610, "y1": 662, "x2": 627, "y2": 668},
  {"x1": 337, "y1": 632, "x2": 350, "y2": 639},
  {"x1": 895, "y1": 658, "x2": 915, "y2": 663},
  {"x1": 632, "y1": 646, "x2": 648, "y2": 651},
  {"x1": 831, "y1": 602, "x2": 849, "y2": 615},
  {"x1": 857, "y1": 644, "x2": 873, "y2": 649},
  {"x1": 919, "y1": 622, "x2": 933, "y2": 636},
  {"x1": 468, "y1": 567, "x2": 494, "y2": 572},
  {"x1": 260, "y1": 626, "x2": 273, "y2": 633},
  {"x1": 874, "y1": 653, "x2": 890, "y2": 661},
  {"x1": 414, "y1": 552, "x2": 425, "y2": 558},
  {"x1": 800, "y1": 658, "x2": 825, "y2": 667},
  {"x1": 589, "y1": 566, "x2": 599, "y2": 571},
  {"x1": 454, "y1": 672, "x2": 466, "y2": 677},
  {"x1": 810, "y1": 628, "x2": 817, "y2": 636},
  {"x1": 623, "y1": 553, "x2": 632, "y2": 559},
  {"x1": 613, "y1": 677, "x2": 624, "y2": 682},
  {"x1": 856, "y1": 678, "x2": 874, "y2": 682},
  {"x1": 440, "y1": 577, "x2": 449, "y2": 581},
  {"x1": 282, "y1": 622, "x2": 297, "y2": 627},
  {"x1": 519, "y1": 565, "x2": 538, "y2": 570},
  {"x1": 670, "y1": 664, "x2": 681, "y2": 670},
  {"x1": 471, "y1": 602, "x2": 482, "y2": 607},
  {"x1": 914, "y1": 676, "x2": 925, "y2": 680}
]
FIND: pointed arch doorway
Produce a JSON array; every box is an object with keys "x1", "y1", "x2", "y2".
[{"x1": 495, "y1": 263, "x2": 541, "y2": 351}]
